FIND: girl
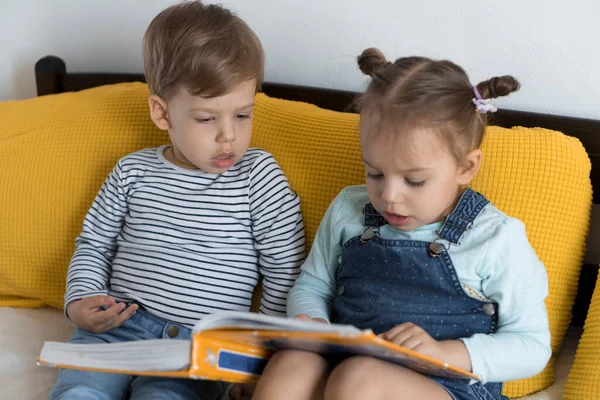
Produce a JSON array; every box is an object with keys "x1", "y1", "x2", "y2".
[{"x1": 252, "y1": 48, "x2": 551, "y2": 400}]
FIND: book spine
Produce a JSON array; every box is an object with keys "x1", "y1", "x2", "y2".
[{"x1": 189, "y1": 333, "x2": 273, "y2": 383}]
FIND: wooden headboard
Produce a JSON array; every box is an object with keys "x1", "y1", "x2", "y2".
[{"x1": 34, "y1": 55, "x2": 599, "y2": 327}]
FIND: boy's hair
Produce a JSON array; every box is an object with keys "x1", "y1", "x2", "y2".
[
  {"x1": 143, "y1": 1, "x2": 264, "y2": 100},
  {"x1": 356, "y1": 48, "x2": 520, "y2": 161}
]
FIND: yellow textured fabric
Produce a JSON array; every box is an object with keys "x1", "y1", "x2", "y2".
[
  {"x1": 0, "y1": 83, "x2": 167, "y2": 308},
  {"x1": 564, "y1": 272, "x2": 600, "y2": 399},
  {"x1": 469, "y1": 127, "x2": 592, "y2": 397},
  {"x1": 251, "y1": 94, "x2": 364, "y2": 248},
  {"x1": 0, "y1": 83, "x2": 592, "y2": 397}
]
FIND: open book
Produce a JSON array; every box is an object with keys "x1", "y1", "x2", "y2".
[{"x1": 38, "y1": 311, "x2": 479, "y2": 383}]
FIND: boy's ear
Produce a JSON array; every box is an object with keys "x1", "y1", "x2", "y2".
[
  {"x1": 457, "y1": 149, "x2": 482, "y2": 185},
  {"x1": 148, "y1": 95, "x2": 170, "y2": 131}
]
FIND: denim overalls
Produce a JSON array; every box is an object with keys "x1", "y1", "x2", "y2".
[{"x1": 333, "y1": 188, "x2": 507, "y2": 400}]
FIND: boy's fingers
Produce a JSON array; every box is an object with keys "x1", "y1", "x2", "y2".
[
  {"x1": 89, "y1": 302, "x2": 126, "y2": 325},
  {"x1": 294, "y1": 314, "x2": 312, "y2": 321},
  {"x1": 85, "y1": 295, "x2": 116, "y2": 309},
  {"x1": 102, "y1": 304, "x2": 139, "y2": 331}
]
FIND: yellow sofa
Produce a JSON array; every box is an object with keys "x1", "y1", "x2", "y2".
[{"x1": 0, "y1": 77, "x2": 598, "y2": 399}]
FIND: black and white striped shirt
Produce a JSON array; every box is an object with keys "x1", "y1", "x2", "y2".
[{"x1": 65, "y1": 146, "x2": 305, "y2": 328}]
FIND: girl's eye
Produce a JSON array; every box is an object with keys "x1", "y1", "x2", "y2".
[
  {"x1": 406, "y1": 179, "x2": 425, "y2": 188},
  {"x1": 367, "y1": 172, "x2": 383, "y2": 180},
  {"x1": 196, "y1": 117, "x2": 214, "y2": 123}
]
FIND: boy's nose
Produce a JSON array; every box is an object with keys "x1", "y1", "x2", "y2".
[{"x1": 217, "y1": 124, "x2": 236, "y2": 143}]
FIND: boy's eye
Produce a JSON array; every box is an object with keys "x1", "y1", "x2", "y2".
[
  {"x1": 195, "y1": 117, "x2": 214, "y2": 123},
  {"x1": 236, "y1": 113, "x2": 252, "y2": 120},
  {"x1": 405, "y1": 179, "x2": 425, "y2": 188}
]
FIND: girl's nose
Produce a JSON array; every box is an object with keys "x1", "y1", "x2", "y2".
[{"x1": 381, "y1": 181, "x2": 404, "y2": 203}]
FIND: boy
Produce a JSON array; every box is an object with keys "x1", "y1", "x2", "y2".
[{"x1": 49, "y1": 2, "x2": 305, "y2": 399}]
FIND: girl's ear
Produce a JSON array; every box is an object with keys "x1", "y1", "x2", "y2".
[
  {"x1": 148, "y1": 95, "x2": 170, "y2": 131},
  {"x1": 457, "y1": 149, "x2": 482, "y2": 185}
]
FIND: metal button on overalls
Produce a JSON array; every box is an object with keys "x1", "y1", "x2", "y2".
[
  {"x1": 428, "y1": 242, "x2": 445, "y2": 257},
  {"x1": 482, "y1": 303, "x2": 496, "y2": 316}
]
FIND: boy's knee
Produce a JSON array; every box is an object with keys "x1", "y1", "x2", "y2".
[{"x1": 49, "y1": 385, "x2": 113, "y2": 400}]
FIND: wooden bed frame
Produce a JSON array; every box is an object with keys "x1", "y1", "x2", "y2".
[{"x1": 34, "y1": 55, "x2": 599, "y2": 328}]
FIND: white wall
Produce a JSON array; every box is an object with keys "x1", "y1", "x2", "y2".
[
  {"x1": 2, "y1": 0, "x2": 600, "y2": 261},
  {"x1": 1, "y1": 0, "x2": 600, "y2": 119}
]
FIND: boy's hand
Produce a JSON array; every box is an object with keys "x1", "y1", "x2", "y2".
[
  {"x1": 228, "y1": 383, "x2": 255, "y2": 400},
  {"x1": 295, "y1": 314, "x2": 328, "y2": 324},
  {"x1": 66, "y1": 295, "x2": 138, "y2": 334},
  {"x1": 379, "y1": 322, "x2": 444, "y2": 360}
]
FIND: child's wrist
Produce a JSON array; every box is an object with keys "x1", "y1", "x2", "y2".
[{"x1": 439, "y1": 340, "x2": 472, "y2": 372}]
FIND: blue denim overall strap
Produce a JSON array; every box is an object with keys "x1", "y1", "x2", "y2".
[
  {"x1": 437, "y1": 188, "x2": 489, "y2": 244},
  {"x1": 363, "y1": 202, "x2": 387, "y2": 227},
  {"x1": 333, "y1": 188, "x2": 505, "y2": 400}
]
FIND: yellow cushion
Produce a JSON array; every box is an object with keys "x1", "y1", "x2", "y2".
[
  {"x1": 469, "y1": 127, "x2": 591, "y2": 397},
  {"x1": 0, "y1": 83, "x2": 168, "y2": 308},
  {"x1": 0, "y1": 83, "x2": 592, "y2": 397},
  {"x1": 563, "y1": 272, "x2": 600, "y2": 399}
]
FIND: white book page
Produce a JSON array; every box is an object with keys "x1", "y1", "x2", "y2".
[
  {"x1": 192, "y1": 311, "x2": 364, "y2": 336},
  {"x1": 39, "y1": 339, "x2": 191, "y2": 372}
]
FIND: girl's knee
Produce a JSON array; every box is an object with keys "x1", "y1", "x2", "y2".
[
  {"x1": 254, "y1": 350, "x2": 329, "y2": 400},
  {"x1": 325, "y1": 356, "x2": 383, "y2": 399},
  {"x1": 267, "y1": 349, "x2": 326, "y2": 371},
  {"x1": 325, "y1": 358, "x2": 452, "y2": 400}
]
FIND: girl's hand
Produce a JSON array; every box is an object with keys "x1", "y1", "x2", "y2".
[
  {"x1": 379, "y1": 322, "x2": 444, "y2": 360},
  {"x1": 228, "y1": 383, "x2": 255, "y2": 400},
  {"x1": 379, "y1": 323, "x2": 473, "y2": 372},
  {"x1": 66, "y1": 295, "x2": 138, "y2": 334},
  {"x1": 295, "y1": 314, "x2": 329, "y2": 324}
]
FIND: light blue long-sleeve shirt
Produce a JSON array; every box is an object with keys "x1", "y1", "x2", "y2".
[{"x1": 288, "y1": 185, "x2": 551, "y2": 383}]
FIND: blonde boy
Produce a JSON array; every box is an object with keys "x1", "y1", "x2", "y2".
[{"x1": 49, "y1": 2, "x2": 305, "y2": 399}]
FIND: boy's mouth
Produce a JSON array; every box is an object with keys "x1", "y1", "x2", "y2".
[{"x1": 212, "y1": 152, "x2": 235, "y2": 169}]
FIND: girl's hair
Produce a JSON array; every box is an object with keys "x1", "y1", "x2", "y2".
[{"x1": 356, "y1": 48, "x2": 520, "y2": 161}]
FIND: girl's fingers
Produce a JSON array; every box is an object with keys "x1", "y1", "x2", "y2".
[
  {"x1": 386, "y1": 329, "x2": 418, "y2": 347},
  {"x1": 397, "y1": 334, "x2": 426, "y2": 350},
  {"x1": 379, "y1": 322, "x2": 414, "y2": 340}
]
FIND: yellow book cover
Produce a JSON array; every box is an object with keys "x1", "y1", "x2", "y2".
[{"x1": 38, "y1": 311, "x2": 479, "y2": 383}]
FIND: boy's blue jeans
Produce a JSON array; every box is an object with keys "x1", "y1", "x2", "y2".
[{"x1": 48, "y1": 307, "x2": 227, "y2": 400}]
